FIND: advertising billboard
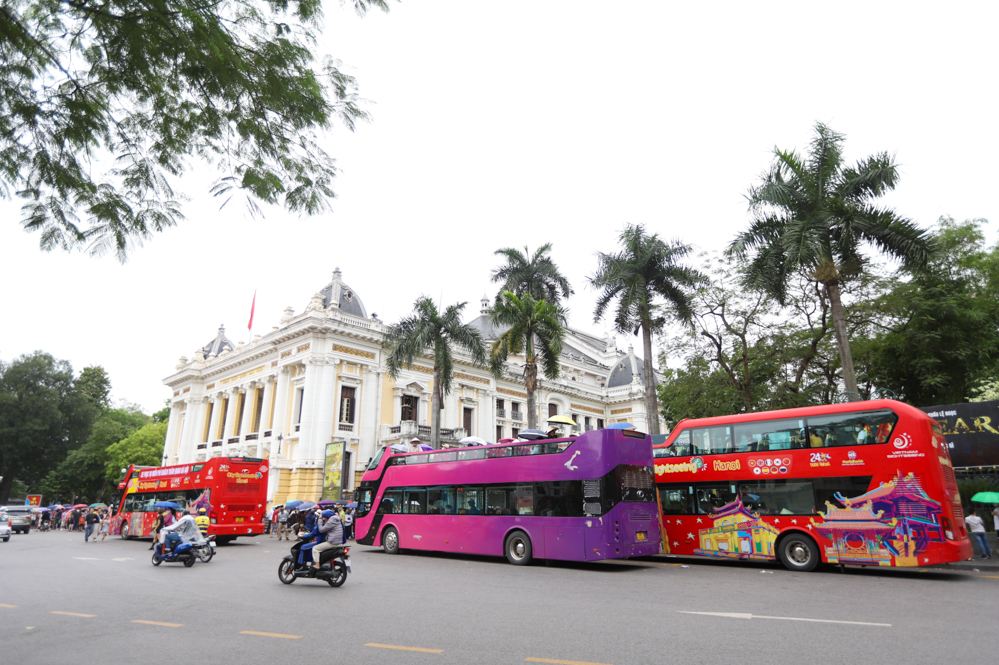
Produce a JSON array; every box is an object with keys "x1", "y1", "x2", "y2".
[
  {"x1": 322, "y1": 441, "x2": 347, "y2": 502},
  {"x1": 918, "y1": 400, "x2": 999, "y2": 468}
]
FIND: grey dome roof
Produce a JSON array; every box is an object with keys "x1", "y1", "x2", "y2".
[
  {"x1": 319, "y1": 267, "x2": 367, "y2": 318},
  {"x1": 607, "y1": 347, "x2": 654, "y2": 388},
  {"x1": 202, "y1": 325, "x2": 234, "y2": 358}
]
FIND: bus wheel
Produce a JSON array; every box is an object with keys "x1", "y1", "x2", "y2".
[
  {"x1": 777, "y1": 533, "x2": 820, "y2": 572},
  {"x1": 504, "y1": 530, "x2": 532, "y2": 566},
  {"x1": 215, "y1": 536, "x2": 233, "y2": 546},
  {"x1": 120, "y1": 524, "x2": 129, "y2": 540},
  {"x1": 382, "y1": 527, "x2": 400, "y2": 554}
]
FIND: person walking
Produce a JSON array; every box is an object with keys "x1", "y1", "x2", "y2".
[
  {"x1": 343, "y1": 509, "x2": 353, "y2": 541},
  {"x1": 276, "y1": 506, "x2": 290, "y2": 541},
  {"x1": 149, "y1": 509, "x2": 165, "y2": 550},
  {"x1": 99, "y1": 510, "x2": 110, "y2": 541},
  {"x1": 966, "y1": 508, "x2": 991, "y2": 559},
  {"x1": 84, "y1": 509, "x2": 100, "y2": 542}
]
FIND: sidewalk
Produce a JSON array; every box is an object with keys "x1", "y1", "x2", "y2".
[{"x1": 937, "y1": 531, "x2": 999, "y2": 573}]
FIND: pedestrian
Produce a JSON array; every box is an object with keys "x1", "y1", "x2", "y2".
[
  {"x1": 276, "y1": 506, "x2": 290, "y2": 540},
  {"x1": 268, "y1": 505, "x2": 278, "y2": 538},
  {"x1": 149, "y1": 509, "x2": 165, "y2": 550},
  {"x1": 408, "y1": 437, "x2": 422, "y2": 453},
  {"x1": 99, "y1": 511, "x2": 110, "y2": 541},
  {"x1": 343, "y1": 508, "x2": 353, "y2": 541},
  {"x1": 84, "y1": 509, "x2": 100, "y2": 542},
  {"x1": 966, "y1": 508, "x2": 991, "y2": 559},
  {"x1": 78, "y1": 510, "x2": 86, "y2": 532}
]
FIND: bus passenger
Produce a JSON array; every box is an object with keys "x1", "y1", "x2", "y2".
[
  {"x1": 809, "y1": 431, "x2": 824, "y2": 448},
  {"x1": 466, "y1": 500, "x2": 480, "y2": 515}
]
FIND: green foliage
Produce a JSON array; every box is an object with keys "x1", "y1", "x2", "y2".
[
  {"x1": 41, "y1": 407, "x2": 149, "y2": 502},
  {"x1": 958, "y1": 476, "x2": 999, "y2": 529},
  {"x1": 489, "y1": 292, "x2": 566, "y2": 429},
  {"x1": 1, "y1": 0, "x2": 391, "y2": 260},
  {"x1": 77, "y1": 366, "x2": 112, "y2": 410},
  {"x1": 856, "y1": 217, "x2": 999, "y2": 405},
  {"x1": 730, "y1": 122, "x2": 933, "y2": 394},
  {"x1": 491, "y1": 244, "x2": 574, "y2": 305},
  {"x1": 591, "y1": 224, "x2": 703, "y2": 435},
  {"x1": 105, "y1": 422, "x2": 169, "y2": 483},
  {"x1": 0, "y1": 352, "x2": 95, "y2": 503},
  {"x1": 152, "y1": 400, "x2": 171, "y2": 424},
  {"x1": 386, "y1": 297, "x2": 487, "y2": 447}
]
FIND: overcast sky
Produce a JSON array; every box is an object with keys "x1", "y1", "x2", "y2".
[{"x1": 2, "y1": 1, "x2": 997, "y2": 413}]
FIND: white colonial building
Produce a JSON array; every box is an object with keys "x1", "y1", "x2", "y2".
[{"x1": 161, "y1": 269, "x2": 662, "y2": 508}]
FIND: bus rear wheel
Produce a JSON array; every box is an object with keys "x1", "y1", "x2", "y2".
[
  {"x1": 777, "y1": 533, "x2": 820, "y2": 572},
  {"x1": 382, "y1": 527, "x2": 400, "y2": 554},
  {"x1": 504, "y1": 530, "x2": 532, "y2": 566}
]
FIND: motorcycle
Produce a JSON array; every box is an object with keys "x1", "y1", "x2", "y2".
[
  {"x1": 278, "y1": 539, "x2": 350, "y2": 587},
  {"x1": 194, "y1": 535, "x2": 216, "y2": 563},
  {"x1": 151, "y1": 539, "x2": 197, "y2": 567}
]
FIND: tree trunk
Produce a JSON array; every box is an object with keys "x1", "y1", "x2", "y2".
[
  {"x1": 431, "y1": 367, "x2": 442, "y2": 449},
  {"x1": 0, "y1": 473, "x2": 13, "y2": 505},
  {"x1": 641, "y1": 320, "x2": 661, "y2": 436},
  {"x1": 825, "y1": 280, "x2": 859, "y2": 398},
  {"x1": 525, "y1": 361, "x2": 538, "y2": 430}
]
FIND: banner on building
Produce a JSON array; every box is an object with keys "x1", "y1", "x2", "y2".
[
  {"x1": 322, "y1": 441, "x2": 347, "y2": 502},
  {"x1": 25, "y1": 494, "x2": 42, "y2": 507},
  {"x1": 918, "y1": 400, "x2": 999, "y2": 468}
]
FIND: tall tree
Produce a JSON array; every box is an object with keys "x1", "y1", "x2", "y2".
[
  {"x1": 0, "y1": 352, "x2": 95, "y2": 503},
  {"x1": 77, "y1": 366, "x2": 112, "y2": 410},
  {"x1": 591, "y1": 224, "x2": 702, "y2": 436},
  {"x1": 1, "y1": 0, "x2": 390, "y2": 260},
  {"x1": 730, "y1": 122, "x2": 933, "y2": 396},
  {"x1": 855, "y1": 216, "x2": 999, "y2": 404},
  {"x1": 491, "y1": 244, "x2": 574, "y2": 305},
  {"x1": 105, "y1": 421, "x2": 169, "y2": 485},
  {"x1": 386, "y1": 298, "x2": 487, "y2": 448},
  {"x1": 489, "y1": 292, "x2": 565, "y2": 430}
]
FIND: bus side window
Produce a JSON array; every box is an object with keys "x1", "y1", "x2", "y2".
[
  {"x1": 732, "y1": 419, "x2": 804, "y2": 453},
  {"x1": 658, "y1": 484, "x2": 691, "y2": 514},
  {"x1": 694, "y1": 484, "x2": 737, "y2": 514},
  {"x1": 807, "y1": 410, "x2": 898, "y2": 447},
  {"x1": 379, "y1": 489, "x2": 403, "y2": 515},
  {"x1": 670, "y1": 430, "x2": 691, "y2": 457},
  {"x1": 692, "y1": 426, "x2": 731, "y2": 455},
  {"x1": 403, "y1": 487, "x2": 427, "y2": 514}
]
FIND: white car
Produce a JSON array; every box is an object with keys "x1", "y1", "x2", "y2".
[{"x1": 0, "y1": 513, "x2": 11, "y2": 542}]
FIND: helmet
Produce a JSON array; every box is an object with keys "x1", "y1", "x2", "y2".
[
  {"x1": 198, "y1": 508, "x2": 206, "y2": 514},
  {"x1": 321, "y1": 510, "x2": 334, "y2": 518}
]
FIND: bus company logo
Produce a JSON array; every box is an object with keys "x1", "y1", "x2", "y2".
[
  {"x1": 713, "y1": 459, "x2": 741, "y2": 472},
  {"x1": 260, "y1": 465, "x2": 268, "y2": 473},
  {"x1": 219, "y1": 464, "x2": 230, "y2": 471},
  {"x1": 809, "y1": 452, "x2": 832, "y2": 467},
  {"x1": 848, "y1": 450, "x2": 857, "y2": 459},
  {"x1": 893, "y1": 433, "x2": 912, "y2": 450}
]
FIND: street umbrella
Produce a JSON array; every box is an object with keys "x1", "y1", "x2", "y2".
[
  {"x1": 32, "y1": 507, "x2": 49, "y2": 513},
  {"x1": 48, "y1": 504, "x2": 64, "y2": 509},
  {"x1": 317, "y1": 500, "x2": 338, "y2": 507},
  {"x1": 389, "y1": 443, "x2": 410, "y2": 453},
  {"x1": 89, "y1": 503, "x2": 107, "y2": 508},
  {"x1": 297, "y1": 502, "x2": 317, "y2": 511},
  {"x1": 284, "y1": 500, "x2": 304, "y2": 510},
  {"x1": 517, "y1": 429, "x2": 548, "y2": 441},
  {"x1": 606, "y1": 422, "x2": 636, "y2": 430},
  {"x1": 72, "y1": 503, "x2": 88, "y2": 509},
  {"x1": 152, "y1": 501, "x2": 181, "y2": 510},
  {"x1": 459, "y1": 436, "x2": 487, "y2": 446},
  {"x1": 497, "y1": 438, "x2": 515, "y2": 444},
  {"x1": 546, "y1": 414, "x2": 577, "y2": 426},
  {"x1": 971, "y1": 491, "x2": 999, "y2": 503},
  {"x1": 418, "y1": 443, "x2": 434, "y2": 451}
]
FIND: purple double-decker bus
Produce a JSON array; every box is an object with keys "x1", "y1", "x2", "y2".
[{"x1": 354, "y1": 429, "x2": 661, "y2": 565}]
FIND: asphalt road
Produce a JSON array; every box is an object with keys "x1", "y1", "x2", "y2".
[{"x1": 1, "y1": 529, "x2": 995, "y2": 665}]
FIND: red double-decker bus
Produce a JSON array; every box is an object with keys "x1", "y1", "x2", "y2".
[
  {"x1": 114, "y1": 457, "x2": 268, "y2": 544},
  {"x1": 653, "y1": 399, "x2": 973, "y2": 571}
]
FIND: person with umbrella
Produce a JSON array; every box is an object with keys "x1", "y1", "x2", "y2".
[
  {"x1": 407, "y1": 437, "x2": 422, "y2": 453},
  {"x1": 148, "y1": 509, "x2": 165, "y2": 550}
]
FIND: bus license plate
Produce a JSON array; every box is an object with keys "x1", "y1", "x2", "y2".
[
  {"x1": 235, "y1": 517, "x2": 244, "y2": 523},
  {"x1": 636, "y1": 531, "x2": 646, "y2": 541}
]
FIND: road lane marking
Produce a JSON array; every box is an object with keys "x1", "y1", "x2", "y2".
[
  {"x1": 50, "y1": 611, "x2": 96, "y2": 618},
  {"x1": 365, "y1": 643, "x2": 443, "y2": 653},
  {"x1": 0, "y1": 604, "x2": 17, "y2": 608},
  {"x1": 111, "y1": 558, "x2": 133, "y2": 562},
  {"x1": 526, "y1": 658, "x2": 614, "y2": 665},
  {"x1": 241, "y1": 631, "x2": 302, "y2": 639},
  {"x1": 133, "y1": 620, "x2": 183, "y2": 627},
  {"x1": 977, "y1": 575, "x2": 999, "y2": 579},
  {"x1": 678, "y1": 611, "x2": 890, "y2": 627},
  {"x1": 72, "y1": 557, "x2": 99, "y2": 561}
]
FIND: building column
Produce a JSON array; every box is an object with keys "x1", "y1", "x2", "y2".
[
  {"x1": 161, "y1": 402, "x2": 182, "y2": 464},
  {"x1": 260, "y1": 376, "x2": 276, "y2": 434},
  {"x1": 180, "y1": 398, "x2": 206, "y2": 462},
  {"x1": 273, "y1": 367, "x2": 291, "y2": 438},
  {"x1": 222, "y1": 387, "x2": 239, "y2": 453},
  {"x1": 302, "y1": 358, "x2": 336, "y2": 462},
  {"x1": 207, "y1": 395, "x2": 222, "y2": 444},
  {"x1": 239, "y1": 383, "x2": 255, "y2": 438}
]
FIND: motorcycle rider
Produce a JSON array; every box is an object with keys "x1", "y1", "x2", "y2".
[
  {"x1": 195, "y1": 508, "x2": 210, "y2": 536},
  {"x1": 160, "y1": 509, "x2": 200, "y2": 554},
  {"x1": 311, "y1": 509, "x2": 344, "y2": 570}
]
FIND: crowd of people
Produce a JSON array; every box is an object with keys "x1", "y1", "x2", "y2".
[
  {"x1": 266, "y1": 503, "x2": 355, "y2": 543},
  {"x1": 32, "y1": 506, "x2": 114, "y2": 542}
]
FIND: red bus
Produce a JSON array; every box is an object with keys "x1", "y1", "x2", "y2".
[
  {"x1": 653, "y1": 399, "x2": 973, "y2": 572},
  {"x1": 114, "y1": 457, "x2": 268, "y2": 545}
]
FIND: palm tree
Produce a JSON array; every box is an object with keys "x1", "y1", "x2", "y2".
[
  {"x1": 491, "y1": 243, "x2": 574, "y2": 305},
  {"x1": 591, "y1": 224, "x2": 702, "y2": 436},
  {"x1": 489, "y1": 292, "x2": 566, "y2": 430},
  {"x1": 386, "y1": 297, "x2": 487, "y2": 448},
  {"x1": 729, "y1": 122, "x2": 933, "y2": 396}
]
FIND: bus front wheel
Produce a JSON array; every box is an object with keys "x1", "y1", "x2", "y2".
[
  {"x1": 504, "y1": 530, "x2": 532, "y2": 566},
  {"x1": 382, "y1": 527, "x2": 400, "y2": 554},
  {"x1": 777, "y1": 533, "x2": 820, "y2": 572}
]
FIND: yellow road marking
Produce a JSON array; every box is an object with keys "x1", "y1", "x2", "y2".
[
  {"x1": 240, "y1": 631, "x2": 302, "y2": 639},
  {"x1": 0, "y1": 604, "x2": 16, "y2": 608},
  {"x1": 526, "y1": 658, "x2": 614, "y2": 665},
  {"x1": 133, "y1": 620, "x2": 183, "y2": 627},
  {"x1": 365, "y1": 643, "x2": 443, "y2": 653},
  {"x1": 49, "y1": 611, "x2": 95, "y2": 618},
  {"x1": 976, "y1": 575, "x2": 999, "y2": 579}
]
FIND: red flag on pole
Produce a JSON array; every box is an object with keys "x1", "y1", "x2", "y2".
[{"x1": 248, "y1": 290, "x2": 256, "y2": 332}]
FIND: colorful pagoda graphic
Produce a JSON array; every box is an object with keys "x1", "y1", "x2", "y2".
[
  {"x1": 812, "y1": 471, "x2": 943, "y2": 567},
  {"x1": 694, "y1": 497, "x2": 779, "y2": 560}
]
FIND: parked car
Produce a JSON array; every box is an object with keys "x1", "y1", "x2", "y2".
[
  {"x1": 0, "y1": 512, "x2": 10, "y2": 541},
  {"x1": 3, "y1": 506, "x2": 31, "y2": 534}
]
